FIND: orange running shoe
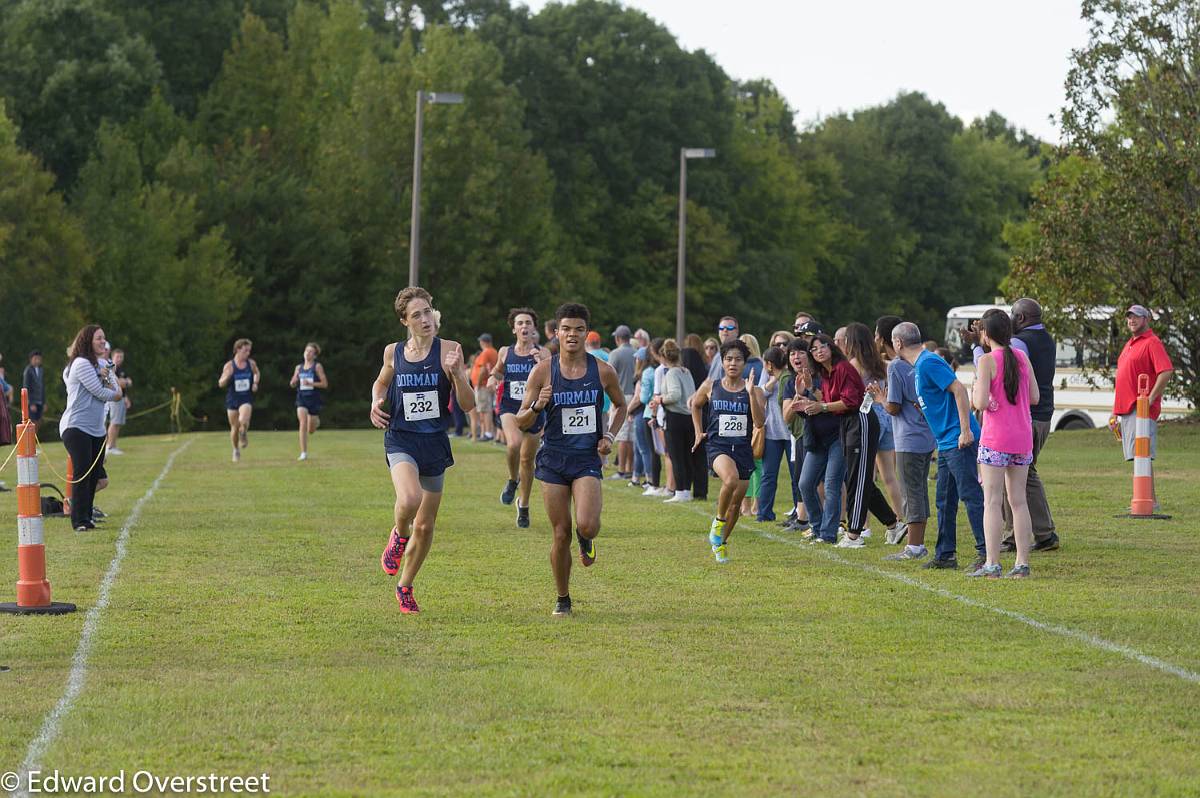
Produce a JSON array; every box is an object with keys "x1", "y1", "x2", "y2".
[
  {"x1": 396, "y1": 585, "x2": 420, "y2": 613},
  {"x1": 381, "y1": 527, "x2": 408, "y2": 576}
]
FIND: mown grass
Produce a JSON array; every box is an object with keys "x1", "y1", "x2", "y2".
[{"x1": 2, "y1": 425, "x2": 1199, "y2": 796}]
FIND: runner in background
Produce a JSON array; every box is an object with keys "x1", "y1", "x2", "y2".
[{"x1": 290, "y1": 342, "x2": 328, "y2": 461}]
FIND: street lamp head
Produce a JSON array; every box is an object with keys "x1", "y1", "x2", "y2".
[
  {"x1": 683, "y1": 148, "x2": 716, "y2": 159},
  {"x1": 428, "y1": 92, "x2": 464, "y2": 105}
]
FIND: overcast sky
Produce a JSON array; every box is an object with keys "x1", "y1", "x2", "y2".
[{"x1": 520, "y1": 0, "x2": 1093, "y2": 143}]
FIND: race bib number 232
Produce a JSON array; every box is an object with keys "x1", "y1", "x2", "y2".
[{"x1": 403, "y1": 391, "x2": 440, "y2": 421}]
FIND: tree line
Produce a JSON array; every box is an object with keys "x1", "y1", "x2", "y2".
[{"x1": 5, "y1": 0, "x2": 1189, "y2": 430}]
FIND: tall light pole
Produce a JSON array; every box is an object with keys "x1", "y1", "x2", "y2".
[
  {"x1": 676, "y1": 147, "x2": 716, "y2": 342},
  {"x1": 409, "y1": 90, "x2": 464, "y2": 288}
]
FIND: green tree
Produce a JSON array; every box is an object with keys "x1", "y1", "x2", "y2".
[
  {"x1": 73, "y1": 123, "x2": 248, "y2": 419},
  {"x1": 0, "y1": 0, "x2": 162, "y2": 187},
  {"x1": 800, "y1": 93, "x2": 1040, "y2": 337},
  {"x1": 186, "y1": 3, "x2": 560, "y2": 426},
  {"x1": 1006, "y1": 0, "x2": 1200, "y2": 406},
  {"x1": 104, "y1": 0, "x2": 295, "y2": 117},
  {"x1": 477, "y1": 0, "x2": 737, "y2": 332},
  {"x1": 0, "y1": 101, "x2": 91, "y2": 403}
]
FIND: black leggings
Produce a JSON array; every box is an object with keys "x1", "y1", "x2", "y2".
[
  {"x1": 61, "y1": 428, "x2": 107, "y2": 528},
  {"x1": 843, "y1": 411, "x2": 896, "y2": 533},
  {"x1": 648, "y1": 419, "x2": 662, "y2": 487},
  {"x1": 663, "y1": 412, "x2": 694, "y2": 494}
]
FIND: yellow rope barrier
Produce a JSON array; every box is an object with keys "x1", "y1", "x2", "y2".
[
  {"x1": 0, "y1": 422, "x2": 32, "y2": 475},
  {"x1": 4, "y1": 390, "x2": 189, "y2": 480},
  {"x1": 37, "y1": 432, "x2": 107, "y2": 485}
]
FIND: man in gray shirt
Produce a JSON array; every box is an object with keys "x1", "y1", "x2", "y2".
[
  {"x1": 23, "y1": 350, "x2": 45, "y2": 433},
  {"x1": 608, "y1": 325, "x2": 637, "y2": 479}
]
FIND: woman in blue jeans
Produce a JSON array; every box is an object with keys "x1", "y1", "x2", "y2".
[
  {"x1": 794, "y1": 335, "x2": 858, "y2": 544},
  {"x1": 631, "y1": 344, "x2": 660, "y2": 490},
  {"x1": 779, "y1": 339, "x2": 812, "y2": 529},
  {"x1": 756, "y1": 346, "x2": 791, "y2": 522}
]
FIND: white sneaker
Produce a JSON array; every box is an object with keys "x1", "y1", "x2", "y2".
[
  {"x1": 298, "y1": 452, "x2": 308, "y2": 461},
  {"x1": 860, "y1": 527, "x2": 872, "y2": 538},
  {"x1": 642, "y1": 485, "x2": 659, "y2": 496},
  {"x1": 655, "y1": 487, "x2": 673, "y2": 497},
  {"x1": 836, "y1": 535, "x2": 866, "y2": 548},
  {"x1": 664, "y1": 491, "x2": 691, "y2": 503},
  {"x1": 232, "y1": 448, "x2": 240, "y2": 463},
  {"x1": 884, "y1": 522, "x2": 907, "y2": 545},
  {"x1": 107, "y1": 447, "x2": 124, "y2": 456}
]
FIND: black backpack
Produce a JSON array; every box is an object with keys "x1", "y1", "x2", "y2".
[{"x1": 40, "y1": 483, "x2": 65, "y2": 517}]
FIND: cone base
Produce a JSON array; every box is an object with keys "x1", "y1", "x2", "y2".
[
  {"x1": 0, "y1": 601, "x2": 77, "y2": 615},
  {"x1": 1114, "y1": 513, "x2": 1173, "y2": 520}
]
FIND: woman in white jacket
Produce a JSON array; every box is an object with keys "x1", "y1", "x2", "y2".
[
  {"x1": 60, "y1": 325, "x2": 122, "y2": 531},
  {"x1": 658, "y1": 339, "x2": 698, "y2": 503}
]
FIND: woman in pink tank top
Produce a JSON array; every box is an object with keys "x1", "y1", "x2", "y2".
[{"x1": 969, "y1": 312, "x2": 1041, "y2": 579}]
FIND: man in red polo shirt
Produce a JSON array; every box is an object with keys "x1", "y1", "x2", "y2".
[{"x1": 1113, "y1": 305, "x2": 1174, "y2": 481}]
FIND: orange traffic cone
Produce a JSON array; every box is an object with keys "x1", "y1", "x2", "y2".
[
  {"x1": 1126, "y1": 374, "x2": 1170, "y2": 520},
  {"x1": 0, "y1": 389, "x2": 76, "y2": 615}
]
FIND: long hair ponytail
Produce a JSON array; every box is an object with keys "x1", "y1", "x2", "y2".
[{"x1": 982, "y1": 312, "x2": 1020, "y2": 405}]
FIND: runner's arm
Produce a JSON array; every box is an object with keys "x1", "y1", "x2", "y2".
[
  {"x1": 218, "y1": 361, "x2": 232, "y2": 388},
  {"x1": 750, "y1": 385, "x2": 766, "y2": 429},
  {"x1": 691, "y1": 380, "x2": 710, "y2": 449},
  {"x1": 515, "y1": 360, "x2": 550, "y2": 431},
  {"x1": 315, "y1": 363, "x2": 329, "y2": 390},
  {"x1": 289, "y1": 366, "x2": 300, "y2": 389},
  {"x1": 370, "y1": 344, "x2": 396, "y2": 429},
  {"x1": 250, "y1": 359, "x2": 261, "y2": 392},
  {"x1": 443, "y1": 341, "x2": 475, "y2": 413},
  {"x1": 487, "y1": 347, "x2": 507, "y2": 390},
  {"x1": 600, "y1": 361, "x2": 627, "y2": 438}
]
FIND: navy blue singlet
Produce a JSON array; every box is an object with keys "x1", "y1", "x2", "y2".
[{"x1": 388, "y1": 338, "x2": 451, "y2": 433}]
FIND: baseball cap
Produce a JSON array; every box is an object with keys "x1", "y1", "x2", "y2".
[
  {"x1": 478, "y1": 333, "x2": 492, "y2": 343},
  {"x1": 612, "y1": 324, "x2": 632, "y2": 339},
  {"x1": 586, "y1": 331, "x2": 602, "y2": 345},
  {"x1": 1126, "y1": 304, "x2": 1151, "y2": 318},
  {"x1": 794, "y1": 321, "x2": 824, "y2": 336}
]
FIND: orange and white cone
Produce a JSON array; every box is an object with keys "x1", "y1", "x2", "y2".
[
  {"x1": 1127, "y1": 374, "x2": 1169, "y2": 520},
  {"x1": 1, "y1": 389, "x2": 76, "y2": 615}
]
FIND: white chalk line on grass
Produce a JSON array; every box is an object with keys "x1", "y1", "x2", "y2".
[
  {"x1": 14, "y1": 439, "x2": 193, "y2": 798},
  {"x1": 637, "y1": 490, "x2": 1200, "y2": 687}
]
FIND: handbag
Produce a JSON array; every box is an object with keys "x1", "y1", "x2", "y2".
[{"x1": 751, "y1": 424, "x2": 765, "y2": 459}]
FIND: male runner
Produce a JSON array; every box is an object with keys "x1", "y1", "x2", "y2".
[
  {"x1": 517, "y1": 303, "x2": 627, "y2": 616},
  {"x1": 371, "y1": 287, "x2": 474, "y2": 613},
  {"x1": 218, "y1": 339, "x2": 260, "y2": 462},
  {"x1": 489, "y1": 308, "x2": 549, "y2": 527}
]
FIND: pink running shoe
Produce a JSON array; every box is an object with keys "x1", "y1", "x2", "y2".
[
  {"x1": 396, "y1": 585, "x2": 420, "y2": 613},
  {"x1": 381, "y1": 527, "x2": 408, "y2": 576}
]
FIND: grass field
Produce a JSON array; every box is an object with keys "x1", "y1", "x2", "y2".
[{"x1": 2, "y1": 424, "x2": 1200, "y2": 797}]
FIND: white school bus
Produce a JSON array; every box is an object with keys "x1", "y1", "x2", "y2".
[{"x1": 943, "y1": 304, "x2": 1192, "y2": 431}]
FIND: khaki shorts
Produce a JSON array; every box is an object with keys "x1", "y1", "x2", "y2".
[
  {"x1": 1119, "y1": 412, "x2": 1157, "y2": 460},
  {"x1": 474, "y1": 385, "x2": 495, "y2": 412},
  {"x1": 896, "y1": 450, "x2": 933, "y2": 523},
  {"x1": 615, "y1": 394, "x2": 636, "y2": 442}
]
